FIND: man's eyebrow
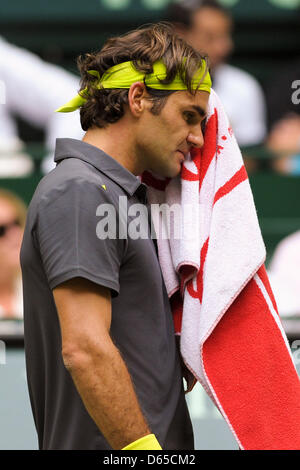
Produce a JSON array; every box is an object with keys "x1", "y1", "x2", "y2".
[{"x1": 191, "y1": 105, "x2": 207, "y2": 118}]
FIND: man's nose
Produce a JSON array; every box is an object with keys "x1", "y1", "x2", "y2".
[{"x1": 187, "y1": 129, "x2": 204, "y2": 149}]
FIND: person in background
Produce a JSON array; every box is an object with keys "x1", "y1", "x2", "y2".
[
  {"x1": 266, "y1": 58, "x2": 300, "y2": 130},
  {"x1": 267, "y1": 230, "x2": 300, "y2": 318},
  {"x1": 0, "y1": 189, "x2": 26, "y2": 319},
  {"x1": 166, "y1": 0, "x2": 267, "y2": 148},
  {"x1": 265, "y1": 59, "x2": 300, "y2": 175},
  {"x1": 0, "y1": 36, "x2": 84, "y2": 174},
  {"x1": 266, "y1": 114, "x2": 300, "y2": 175}
]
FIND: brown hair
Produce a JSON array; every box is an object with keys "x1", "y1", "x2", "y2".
[{"x1": 77, "y1": 22, "x2": 208, "y2": 131}]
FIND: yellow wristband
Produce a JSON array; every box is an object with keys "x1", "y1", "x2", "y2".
[{"x1": 122, "y1": 434, "x2": 162, "y2": 450}]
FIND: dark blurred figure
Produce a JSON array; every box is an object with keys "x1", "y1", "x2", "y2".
[
  {"x1": 0, "y1": 189, "x2": 26, "y2": 319},
  {"x1": 266, "y1": 59, "x2": 300, "y2": 175},
  {"x1": 266, "y1": 59, "x2": 300, "y2": 130},
  {"x1": 166, "y1": 0, "x2": 267, "y2": 149}
]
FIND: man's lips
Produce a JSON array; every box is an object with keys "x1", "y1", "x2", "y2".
[{"x1": 176, "y1": 150, "x2": 189, "y2": 161}]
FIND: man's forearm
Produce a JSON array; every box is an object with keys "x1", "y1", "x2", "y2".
[{"x1": 64, "y1": 342, "x2": 150, "y2": 449}]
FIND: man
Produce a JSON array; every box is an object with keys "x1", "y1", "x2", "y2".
[
  {"x1": 20, "y1": 23, "x2": 211, "y2": 450},
  {"x1": 166, "y1": 0, "x2": 267, "y2": 147}
]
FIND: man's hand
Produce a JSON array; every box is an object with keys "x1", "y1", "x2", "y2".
[{"x1": 53, "y1": 277, "x2": 151, "y2": 449}]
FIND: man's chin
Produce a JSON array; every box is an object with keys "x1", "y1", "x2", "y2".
[
  {"x1": 161, "y1": 166, "x2": 182, "y2": 179},
  {"x1": 147, "y1": 163, "x2": 181, "y2": 179},
  {"x1": 167, "y1": 165, "x2": 182, "y2": 178}
]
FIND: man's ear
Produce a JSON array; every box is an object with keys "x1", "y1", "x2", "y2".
[{"x1": 128, "y1": 82, "x2": 149, "y2": 117}]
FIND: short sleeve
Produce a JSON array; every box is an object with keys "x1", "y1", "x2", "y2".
[{"x1": 35, "y1": 178, "x2": 124, "y2": 296}]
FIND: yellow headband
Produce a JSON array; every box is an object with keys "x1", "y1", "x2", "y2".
[{"x1": 56, "y1": 59, "x2": 211, "y2": 113}]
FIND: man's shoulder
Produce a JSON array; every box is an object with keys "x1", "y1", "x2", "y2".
[{"x1": 29, "y1": 158, "x2": 122, "y2": 218}]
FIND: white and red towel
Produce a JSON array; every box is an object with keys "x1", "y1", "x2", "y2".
[{"x1": 142, "y1": 89, "x2": 300, "y2": 450}]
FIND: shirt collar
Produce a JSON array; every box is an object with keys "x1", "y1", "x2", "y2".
[{"x1": 54, "y1": 138, "x2": 147, "y2": 198}]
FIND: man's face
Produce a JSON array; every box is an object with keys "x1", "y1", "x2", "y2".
[
  {"x1": 186, "y1": 7, "x2": 233, "y2": 70},
  {"x1": 135, "y1": 89, "x2": 209, "y2": 178}
]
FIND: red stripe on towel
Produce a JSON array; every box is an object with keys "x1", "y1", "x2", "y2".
[
  {"x1": 198, "y1": 108, "x2": 218, "y2": 190},
  {"x1": 256, "y1": 265, "x2": 279, "y2": 316},
  {"x1": 213, "y1": 166, "x2": 248, "y2": 205},
  {"x1": 170, "y1": 291, "x2": 183, "y2": 335},
  {"x1": 181, "y1": 149, "x2": 201, "y2": 182},
  {"x1": 202, "y1": 277, "x2": 300, "y2": 450},
  {"x1": 186, "y1": 237, "x2": 209, "y2": 302}
]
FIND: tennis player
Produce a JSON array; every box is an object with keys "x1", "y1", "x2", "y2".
[{"x1": 20, "y1": 23, "x2": 211, "y2": 450}]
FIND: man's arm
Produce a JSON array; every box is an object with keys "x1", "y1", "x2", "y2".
[{"x1": 53, "y1": 277, "x2": 151, "y2": 450}]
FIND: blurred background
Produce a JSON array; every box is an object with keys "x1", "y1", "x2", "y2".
[{"x1": 0, "y1": 0, "x2": 300, "y2": 450}]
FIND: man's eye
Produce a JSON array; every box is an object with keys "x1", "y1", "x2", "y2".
[{"x1": 183, "y1": 112, "x2": 197, "y2": 124}]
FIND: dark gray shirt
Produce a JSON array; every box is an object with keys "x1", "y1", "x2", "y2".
[{"x1": 20, "y1": 138, "x2": 194, "y2": 450}]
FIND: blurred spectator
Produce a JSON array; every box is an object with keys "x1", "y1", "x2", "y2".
[
  {"x1": 166, "y1": 0, "x2": 267, "y2": 147},
  {"x1": 0, "y1": 189, "x2": 26, "y2": 319},
  {"x1": 266, "y1": 58, "x2": 300, "y2": 130},
  {"x1": 265, "y1": 59, "x2": 300, "y2": 174},
  {"x1": 266, "y1": 114, "x2": 300, "y2": 174},
  {"x1": 268, "y1": 230, "x2": 300, "y2": 318},
  {"x1": 0, "y1": 36, "x2": 84, "y2": 175}
]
